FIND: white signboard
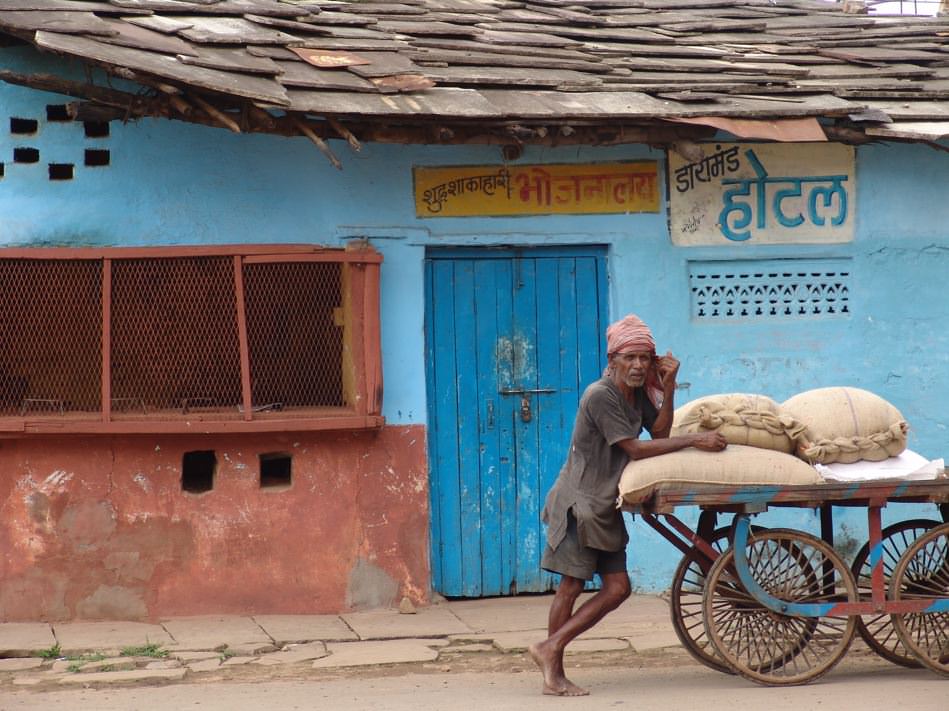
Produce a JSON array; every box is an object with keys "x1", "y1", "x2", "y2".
[{"x1": 668, "y1": 143, "x2": 855, "y2": 246}]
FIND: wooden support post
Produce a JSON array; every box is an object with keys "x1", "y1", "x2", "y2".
[
  {"x1": 290, "y1": 116, "x2": 342, "y2": 170},
  {"x1": 190, "y1": 94, "x2": 241, "y2": 133},
  {"x1": 328, "y1": 117, "x2": 362, "y2": 152}
]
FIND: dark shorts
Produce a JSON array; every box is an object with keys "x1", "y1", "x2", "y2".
[{"x1": 541, "y1": 510, "x2": 627, "y2": 581}]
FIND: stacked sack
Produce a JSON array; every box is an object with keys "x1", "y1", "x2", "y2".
[
  {"x1": 619, "y1": 386, "x2": 908, "y2": 505},
  {"x1": 781, "y1": 387, "x2": 908, "y2": 465}
]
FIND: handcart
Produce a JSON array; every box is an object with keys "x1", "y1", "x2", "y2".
[{"x1": 622, "y1": 478, "x2": 949, "y2": 685}]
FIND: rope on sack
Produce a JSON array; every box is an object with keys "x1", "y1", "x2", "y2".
[
  {"x1": 802, "y1": 421, "x2": 909, "y2": 463},
  {"x1": 686, "y1": 403, "x2": 808, "y2": 440}
]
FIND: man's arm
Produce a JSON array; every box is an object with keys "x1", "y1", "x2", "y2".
[
  {"x1": 649, "y1": 351, "x2": 680, "y2": 439},
  {"x1": 617, "y1": 431, "x2": 727, "y2": 461}
]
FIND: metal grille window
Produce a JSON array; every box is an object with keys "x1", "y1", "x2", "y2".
[
  {"x1": 0, "y1": 245, "x2": 383, "y2": 435},
  {"x1": 689, "y1": 258, "x2": 851, "y2": 321}
]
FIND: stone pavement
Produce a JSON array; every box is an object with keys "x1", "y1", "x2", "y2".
[{"x1": 0, "y1": 594, "x2": 680, "y2": 687}]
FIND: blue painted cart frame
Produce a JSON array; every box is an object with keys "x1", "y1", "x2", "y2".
[{"x1": 623, "y1": 478, "x2": 949, "y2": 685}]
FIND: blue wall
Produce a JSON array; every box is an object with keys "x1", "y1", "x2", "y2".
[{"x1": 2, "y1": 47, "x2": 945, "y2": 591}]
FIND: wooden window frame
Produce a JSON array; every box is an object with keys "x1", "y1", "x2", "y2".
[{"x1": 0, "y1": 244, "x2": 384, "y2": 437}]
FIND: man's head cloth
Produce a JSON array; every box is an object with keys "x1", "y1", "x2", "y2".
[{"x1": 606, "y1": 314, "x2": 655, "y2": 356}]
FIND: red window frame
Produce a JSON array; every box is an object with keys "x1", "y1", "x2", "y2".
[{"x1": 0, "y1": 244, "x2": 383, "y2": 436}]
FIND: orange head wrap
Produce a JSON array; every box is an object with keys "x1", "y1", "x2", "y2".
[
  {"x1": 606, "y1": 314, "x2": 656, "y2": 356},
  {"x1": 605, "y1": 314, "x2": 663, "y2": 409}
]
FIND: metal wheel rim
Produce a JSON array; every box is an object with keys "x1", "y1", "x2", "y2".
[
  {"x1": 889, "y1": 523, "x2": 949, "y2": 677},
  {"x1": 851, "y1": 518, "x2": 940, "y2": 668},
  {"x1": 703, "y1": 528, "x2": 857, "y2": 686}
]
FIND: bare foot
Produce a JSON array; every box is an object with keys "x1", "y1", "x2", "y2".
[
  {"x1": 528, "y1": 642, "x2": 590, "y2": 697},
  {"x1": 542, "y1": 680, "x2": 589, "y2": 697}
]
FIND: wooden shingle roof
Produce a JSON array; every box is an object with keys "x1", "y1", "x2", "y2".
[{"x1": 2, "y1": 0, "x2": 948, "y2": 158}]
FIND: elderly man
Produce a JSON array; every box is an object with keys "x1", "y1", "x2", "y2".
[{"x1": 528, "y1": 314, "x2": 727, "y2": 696}]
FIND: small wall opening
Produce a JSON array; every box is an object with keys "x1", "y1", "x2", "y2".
[
  {"x1": 46, "y1": 104, "x2": 71, "y2": 122},
  {"x1": 10, "y1": 117, "x2": 38, "y2": 134},
  {"x1": 48, "y1": 163, "x2": 74, "y2": 181},
  {"x1": 85, "y1": 149, "x2": 110, "y2": 167},
  {"x1": 84, "y1": 121, "x2": 110, "y2": 138},
  {"x1": 260, "y1": 452, "x2": 292, "y2": 489},
  {"x1": 13, "y1": 147, "x2": 39, "y2": 163},
  {"x1": 182, "y1": 450, "x2": 216, "y2": 493}
]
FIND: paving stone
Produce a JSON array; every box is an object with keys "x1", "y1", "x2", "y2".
[
  {"x1": 173, "y1": 651, "x2": 220, "y2": 662},
  {"x1": 221, "y1": 655, "x2": 256, "y2": 666},
  {"x1": 624, "y1": 630, "x2": 682, "y2": 652},
  {"x1": 53, "y1": 621, "x2": 174, "y2": 656},
  {"x1": 0, "y1": 657, "x2": 45, "y2": 671},
  {"x1": 224, "y1": 642, "x2": 278, "y2": 656},
  {"x1": 0, "y1": 623, "x2": 56, "y2": 657},
  {"x1": 442, "y1": 643, "x2": 495, "y2": 653},
  {"x1": 447, "y1": 594, "x2": 670, "y2": 636},
  {"x1": 564, "y1": 638, "x2": 629, "y2": 654},
  {"x1": 76, "y1": 658, "x2": 137, "y2": 673},
  {"x1": 342, "y1": 606, "x2": 470, "y2": 639},
  {"x1": 453, "y1": 631, "x2": 541, "y2": 653},
  {"x1": 145, "y1": 659, "x2": 182, "y2": 670},
  {"x1": 254, "y1": 615, "x2": 357, "y2": 645},
  {"x1": 254, "y1": 641, "x2": 328, "y2": 666},
  {"x1": 444, "y1": 597, "x2": 551, "y2": 633},
  {"x1": 58, "y1": 668, "x2": 187, "y2": 684},
  {"x1": 161, "y1": 616, "x2": 272, "y2": 651},
  {"x1": 187, "y1": 659, "x2": 222, "y2": 672},
  {"x1": 312, "y1": 639, "x2": 440, "y2": 668}
]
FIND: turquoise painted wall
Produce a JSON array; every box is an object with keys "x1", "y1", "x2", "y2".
[{"x1": 2, "y1": 47, "x2": 946, "y2": 592}]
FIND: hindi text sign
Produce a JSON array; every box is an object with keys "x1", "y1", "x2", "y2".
[
  {"x1": 668, "y1": 143, "x2": 855, "y2": 246},
  {"x1": 414, "y1": 162, "x2": 659, "y2": 218}
]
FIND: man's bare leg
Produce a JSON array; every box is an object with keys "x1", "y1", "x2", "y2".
[
  {"x1": 529, "y1": 571, "x2": 631, "y2": 696},
  {"x1": 547, "y1": 575, "x2": 582, "y2": 637}
]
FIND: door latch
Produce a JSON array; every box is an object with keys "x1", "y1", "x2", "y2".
[{"x1": 520, "y1": 396, "x2": 532, "y2": 423}]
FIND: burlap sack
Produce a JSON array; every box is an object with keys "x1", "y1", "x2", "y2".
[
  {"x1": 781, "y1": 387, "x2": 908, "y2": 464},
  {"x1": 671, "y1": 393, "x2": 805, "y2": 454},
  {"x1": 618, "y1": 445, "x2": 822, "y2": 505}
]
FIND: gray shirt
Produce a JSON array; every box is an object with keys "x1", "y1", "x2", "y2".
[{"x1": 541, "y1": 376, "x2": 657, "y2": 552}]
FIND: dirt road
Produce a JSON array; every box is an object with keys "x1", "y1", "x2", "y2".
[{"x1": 2, "y1": 647, "x2": 946, "y2": 711}]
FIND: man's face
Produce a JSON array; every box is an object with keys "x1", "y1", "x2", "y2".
[{"x1": 610, "y1": 351, "x2": 652, "y2": 388}]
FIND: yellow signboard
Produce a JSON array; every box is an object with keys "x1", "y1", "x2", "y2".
[{"x1": 413, "y1": 162, "x2": 659, "y2": 217}]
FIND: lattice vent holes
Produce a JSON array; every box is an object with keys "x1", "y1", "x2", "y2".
[
  {"x1": 689, "y1": 260, "x2": 851, "y2": 321},
  {"x1": 4, "y1": 106, "x2": 111, "y2": 179}
]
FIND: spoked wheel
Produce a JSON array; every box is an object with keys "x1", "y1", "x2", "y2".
[
  {"x1": 703, "y1": 528, "x2": 857, "y2": 685},
  {"x1": 889, "y1": 523, "x2": 949, "y2": 677},
  {"x1": 851, "y1": 518, "x2": 940, "y2": 667},
  {"x1": 670, "y1": 525, "x2": 764, "y2": 674}
]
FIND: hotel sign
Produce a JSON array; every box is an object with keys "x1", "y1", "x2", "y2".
[{"x1": 668, "y1": 143, "x2": 855, "y2": 246}]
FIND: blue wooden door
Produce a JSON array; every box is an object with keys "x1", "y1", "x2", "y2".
[{"x1": 425, "y1": 247, "x2": 608, "y2": 597}]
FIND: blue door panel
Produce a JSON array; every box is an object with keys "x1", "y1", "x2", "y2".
[
  {"x1": 425, "y1": 247, "x2": 608, "y2": 597},
  {"x1": 473, "y1": 258, "x2": 503, "y2": 595}
]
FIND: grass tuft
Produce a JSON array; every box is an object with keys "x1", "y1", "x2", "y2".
[
  {"x1": 34, "y1": 643, "x2": 62, "y2": 660},
  {"x1": 120, "y1": 643, "x2": 168, "y2": 658}
]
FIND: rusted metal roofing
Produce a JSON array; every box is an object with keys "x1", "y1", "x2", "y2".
[{"x1": 1, "y1": 0, "x2": 949, "y2": 154}]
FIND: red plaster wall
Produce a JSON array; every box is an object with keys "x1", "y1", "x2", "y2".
[{"x1": 0, "y1": 426, "x2": 430, "y2": 621}]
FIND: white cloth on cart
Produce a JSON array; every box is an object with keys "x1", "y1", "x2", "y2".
[{"x1": 814, "y1": 449, "x2": 944, "y2": 482}]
